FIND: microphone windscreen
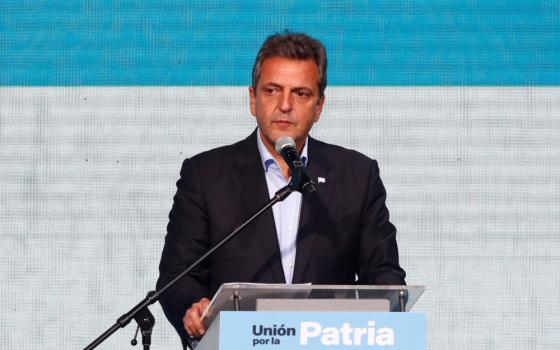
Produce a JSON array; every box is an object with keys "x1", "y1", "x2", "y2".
[{"x1": 275, "y1": 136, "x2": 296, "y2": 154}]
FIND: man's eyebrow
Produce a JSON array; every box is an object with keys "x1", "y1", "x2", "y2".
[
  {"x1": 262, "y1": 82, "x2": 314, "y2": 90},
  {"x1": 261, "y1": 82, "x2": 283, "y2": 88},
  {"x1": 260, "y1": 82, "x2": 316, "y2": 94},
  {"x1": 292, "y1": 86, "x2": 313, "y2": 91}
]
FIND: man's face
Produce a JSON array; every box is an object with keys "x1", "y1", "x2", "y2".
[{"x1": 249, "y1": 57, "x2": 325, "y2": 152}]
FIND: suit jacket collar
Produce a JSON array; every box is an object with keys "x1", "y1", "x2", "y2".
[
  {"x1": 232, "y1": 130, "x2": 285, "y2": 282},
  {"x1": 232, "y1": 129, "x2": 336, "y2": 284},
  {"x1": 292, "y1": 136, "x2": 335, "y2": 283},
  {"x1": 233, "y1": 129, "x2": 334, "y2": 172}
]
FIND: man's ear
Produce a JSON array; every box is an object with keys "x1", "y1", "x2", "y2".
[
  {"x1": 314, "y1": 95, "x2": 325, "y2": 122},
  {"x1": 249, "y1": 86, "x2": 256, "y2": 117}
]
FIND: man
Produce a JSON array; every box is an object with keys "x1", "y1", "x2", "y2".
[{"x1": 157, "y1": 32, "x2": 406, "y2": 346}]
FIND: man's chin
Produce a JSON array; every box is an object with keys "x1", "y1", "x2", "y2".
[{"x1": 259, "y1": 128, "x2": 305, "y2": 149}]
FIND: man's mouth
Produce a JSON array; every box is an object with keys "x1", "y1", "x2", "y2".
[{"x1": 272, "y1": 120, "x2": 294, "y2": 126}]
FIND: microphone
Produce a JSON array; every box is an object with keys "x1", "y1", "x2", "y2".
[{"x1": 275, "y1": 136, "x2": 317, "y2": 194}]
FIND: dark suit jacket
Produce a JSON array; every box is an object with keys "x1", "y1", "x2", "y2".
[{"x1": 157, "y1": 130, "x2": 406, "y2": 344}]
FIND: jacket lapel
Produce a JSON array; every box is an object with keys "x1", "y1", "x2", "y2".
[
  {"x1": 234, "y1": 130, "x2": 286, "y2": 283},
  {"x1": 292, "y1": 137, "x2": 334, "y2": 283}
]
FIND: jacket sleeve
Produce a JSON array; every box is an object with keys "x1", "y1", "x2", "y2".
[
  {"x1": 157, "y1": 158, "x2": 211, "y2": 342},
  {"x1": 357, "y1": 159, "x2": 406, "y2": 285}
]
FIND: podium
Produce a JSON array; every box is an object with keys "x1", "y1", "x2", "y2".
[{"x1": 196, "y1": 283, "x2": 425, "y2": 350}]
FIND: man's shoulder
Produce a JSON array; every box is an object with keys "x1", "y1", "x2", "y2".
[
  {"x1": 180, "y1": 135, "x2": 255, "y2": 171},
  {"x1": 191, "y1": 140, "x2": 243, "y2": 161},
  {"x1": 310, "y1": 137, "x2": 377, "y2": 167}
]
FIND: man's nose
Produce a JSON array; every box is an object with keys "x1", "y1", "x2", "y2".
[{"x1": 278, "y1": 91, "x2": 293, "y2": 113}]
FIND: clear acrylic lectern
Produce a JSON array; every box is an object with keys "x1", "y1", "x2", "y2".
[{"x1": 196, "y1": 283, "x2": 425, "y2": 350}]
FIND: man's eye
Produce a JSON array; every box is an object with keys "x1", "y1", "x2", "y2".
[
  {"x1": 295, "y1": 90, "x2": 310, "y2": 98},
  {"x1": 264, "y1": 87, "x2": 277, "y2": 94}
]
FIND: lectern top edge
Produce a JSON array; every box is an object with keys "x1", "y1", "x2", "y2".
[
  {"x1": 218, "y1": 283, "x2": 425, "y2": 291},
  {"x1": 202, "y1": 283, "x2": 425, "y2": 329}
]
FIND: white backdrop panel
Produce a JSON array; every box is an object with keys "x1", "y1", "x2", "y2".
[{"x1": 0, "y1": 87, "x2": 558, "y2": 349}]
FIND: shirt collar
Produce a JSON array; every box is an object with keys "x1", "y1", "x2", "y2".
[{"x1": 256, "y1": 128, "x2": 309, "y2": 173}]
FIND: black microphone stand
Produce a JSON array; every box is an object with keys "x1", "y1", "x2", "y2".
[{"x1": 84, "y1": 185, "x2": 296, "y2": 350}]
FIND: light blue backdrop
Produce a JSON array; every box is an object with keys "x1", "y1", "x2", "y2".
[{"x1": 1, "y1": 0, "x2": 559, "y2": 86}]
